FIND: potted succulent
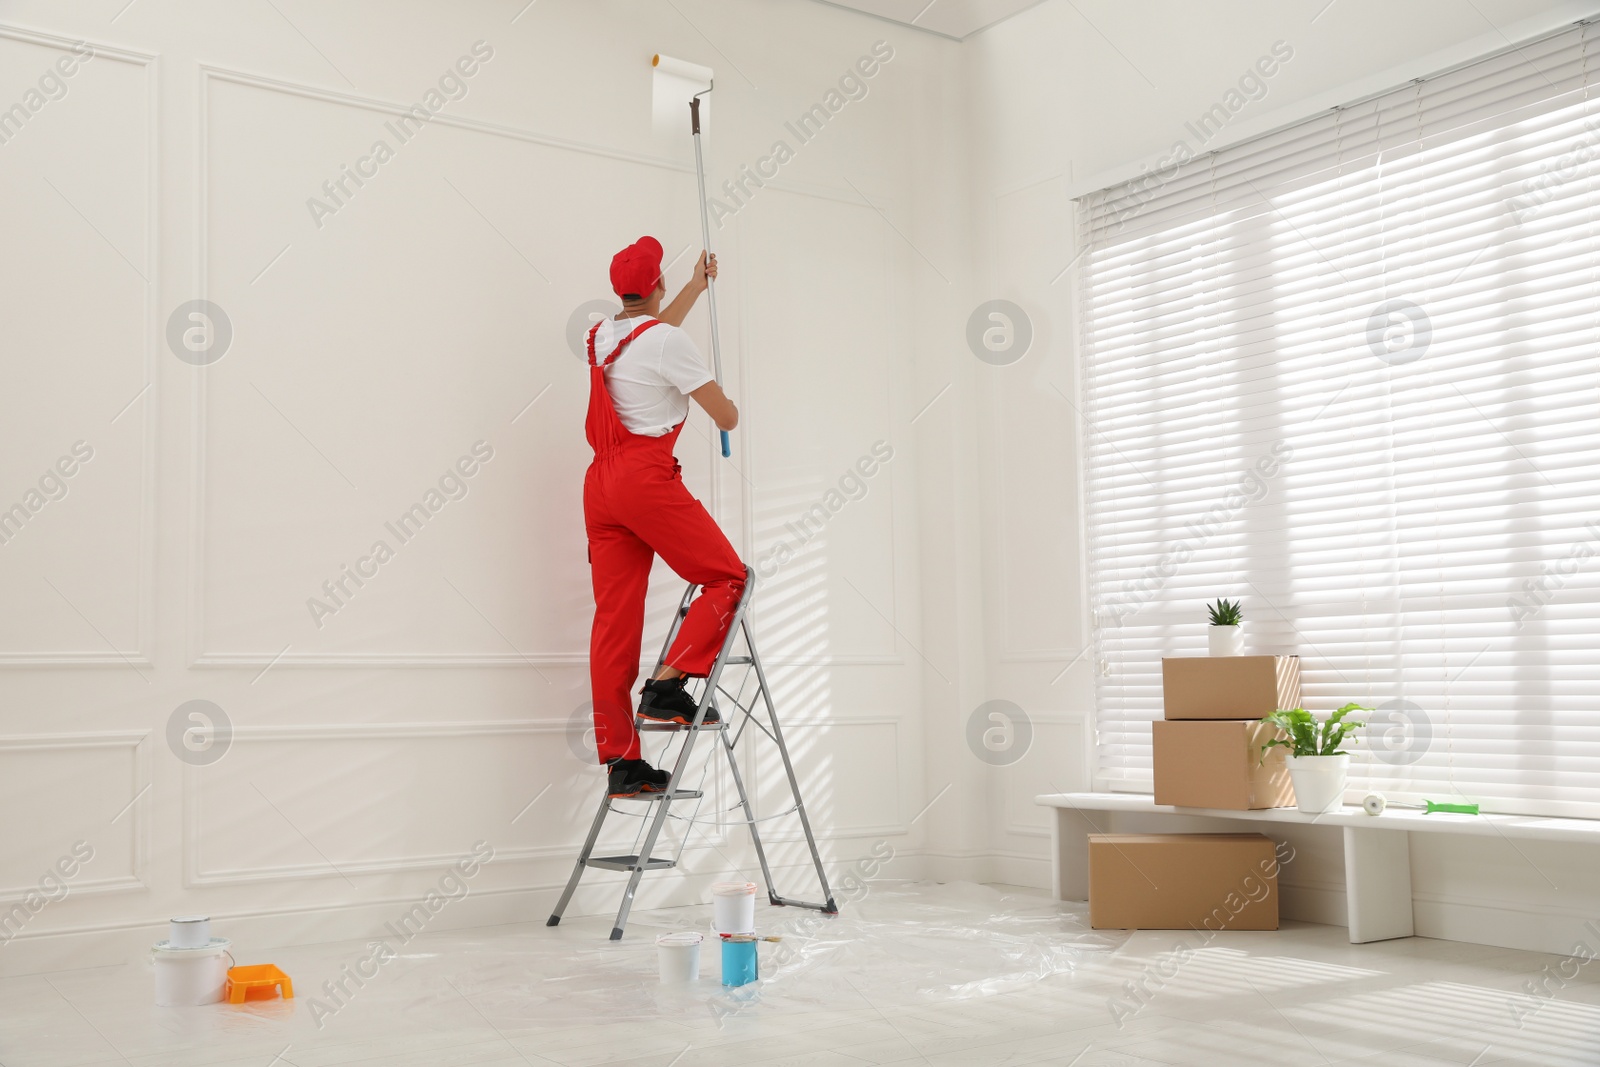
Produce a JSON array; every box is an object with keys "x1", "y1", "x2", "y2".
[
  {"x1": 1258, "y1": 704, "x2": 1370, "y2": 814},
  {"x1": 1206, "y1": 598, "x2": 1244, "y2": 656}
]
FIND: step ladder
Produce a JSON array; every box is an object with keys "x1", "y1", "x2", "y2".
[{"x1": 546, "y1": 565, "x2": 838, "y2": 940}]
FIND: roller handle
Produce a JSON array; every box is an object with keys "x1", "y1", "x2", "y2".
[
  {"x1": 1424, "y1": 800, "x2": 1480, "y2": 815},
  {"x1": 689, "y1": 91, "x2": 728, "y2": 461}
]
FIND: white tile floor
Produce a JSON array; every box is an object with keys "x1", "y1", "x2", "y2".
[{"x1": 3, "y1": 883, "x2": 1598, "y2": 1067}]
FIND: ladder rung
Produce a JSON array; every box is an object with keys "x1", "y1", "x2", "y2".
[
  {"x1": 724, "y1": 656, "x2": 753, "y2": 664},
  {"x1": 586, "y1": 855, "x2": 676, "y2": 872},
  {"x1": 637, "y1": 720, "x2": 726, "y2": 732},
  {"x1": 613, "y1": 789, "x2": 702, "y2": 801}
]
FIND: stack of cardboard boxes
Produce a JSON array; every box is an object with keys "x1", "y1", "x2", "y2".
[
  {"x1": 1153, "y1": 655, "x2": 1301, "y2": 810},
  {"x1": 1087, "y1": 655, "x2": 1302, "y2": 931}
]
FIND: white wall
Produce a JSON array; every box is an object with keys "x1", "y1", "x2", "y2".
[
  {"x1": 0, "y1": 0, "x2": 983, "y2": 976},
  {"x1": 964, "y1": 0, "x2": 1600, "y2": 954}
]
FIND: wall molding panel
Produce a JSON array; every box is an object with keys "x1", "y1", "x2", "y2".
[
  {"x1": 182, "y1": 719, "x2": 743, "y2": 886},
  {"x1": 1000, "y1": 711, "x2": 1091, "y2": 840},
  {"x1": 0, "y1": 24, "x2": 158, "y2": 667},
  {"x1": 0, "y1": 731, "x2": 150, "y2": 898}
]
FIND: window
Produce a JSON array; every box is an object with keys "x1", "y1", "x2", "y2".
[{"x1": 1078, "y1": 20, "x2": 1600, "y2": 818}]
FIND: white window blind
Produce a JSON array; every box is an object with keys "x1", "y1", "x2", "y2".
[{"x1": 1079, "y1": 20, "x2": 1600, "y2": 819}]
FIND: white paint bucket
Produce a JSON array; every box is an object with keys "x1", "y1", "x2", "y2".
[
  {"x1": 711, "y1": 881, "x2": 757, "y2": 935},
  {"x1": 151, "y1": 938, "x2": 231, "y2": 1007},
  {"x1": 656, "y1": 932, "x2": 703, "y2": 983},
  {"x1": 168, "y1": 916, "x2": 210, "y2": 949}
]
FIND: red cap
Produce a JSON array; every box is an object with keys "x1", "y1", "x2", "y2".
[{"x1": 610, "y1": 236, "x2": 664, "y2": 299}]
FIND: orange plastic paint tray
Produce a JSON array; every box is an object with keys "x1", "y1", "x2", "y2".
[{"x1": 224, "y1": 964, "x2": 294, "y2": 1004}]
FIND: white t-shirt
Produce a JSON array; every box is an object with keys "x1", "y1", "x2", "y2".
[{"x1": 589, "y1": 316, "x2": 714, "y2": 436}]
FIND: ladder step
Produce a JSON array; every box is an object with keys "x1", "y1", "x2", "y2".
[
  {"x1": 585, "y1": 855, "x2": 676, "y2": 872},
  {"x1": 613, "y1": 790, "x2": 702, "y2": 802},
  {"x1": 637, "y1": 721, "x2": 726, "y2": 732},
  {"x1": 724, "y1": 656, "x2": 753, "y2": 664}
]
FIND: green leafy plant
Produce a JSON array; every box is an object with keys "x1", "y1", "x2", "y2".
[
  {"x1": 1259, "y1": 704, "x2": 1371, "y2": 758},
  {"x1": 1206, "y1": 598, "x2": 1242, "y2": 626}
]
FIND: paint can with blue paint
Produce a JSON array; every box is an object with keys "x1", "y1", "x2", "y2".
[{"x1": 720, "y1": 935, "x2": 759, "y2": 987}]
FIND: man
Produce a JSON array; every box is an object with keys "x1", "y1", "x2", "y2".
[{"x1": 583, "y1": 236, "x2": 742, "y2": 799}]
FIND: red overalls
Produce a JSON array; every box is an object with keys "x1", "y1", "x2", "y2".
[{"x1": 584, "y1": 318, "x2": 745, "y2": 764}]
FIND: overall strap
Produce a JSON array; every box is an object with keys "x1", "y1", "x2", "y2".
[{"x1": 588, "y1": 318, "x2": 663, "y2": 368}]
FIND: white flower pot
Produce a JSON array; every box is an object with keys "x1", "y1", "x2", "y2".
[
  {"x1": 1207, "y1": 625, "x2": 1244, "y2": 656},
  {"x1": 1285, "y1": 753, "x2": 1350, "y2": 814}
]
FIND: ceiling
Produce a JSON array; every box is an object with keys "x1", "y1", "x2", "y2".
[{"x1": 811, "y1": 0, "x2": 1048, "y2": 41}]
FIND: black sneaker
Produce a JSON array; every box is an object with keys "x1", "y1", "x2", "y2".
[
  {"x1": 607, "y1": 758, "x2": 670, "y2": 798},
  {"x1": 638, "y1": 676, "x2": 721, "y2": 726}
]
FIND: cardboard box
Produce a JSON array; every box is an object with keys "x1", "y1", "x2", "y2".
[
  {"x1": 1088, "y1": 833, "x2": 1280, "y2": 931},
  {"x1": 1152, "y1": 719, "x2": 1295, "y2": 810},
  {"x1": 1162, "y1": 655, "x2": 1301, "y2": 719}
]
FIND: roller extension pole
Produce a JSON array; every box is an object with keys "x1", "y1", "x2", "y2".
[{"x1": 689, "y1": 92, "x2": 731, "y2": 459}]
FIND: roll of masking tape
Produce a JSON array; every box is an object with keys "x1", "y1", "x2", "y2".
[
  {"x1": 1362, "y1": 793, "x2": 1387, "y2": 816},
  {"x1": 169, "y1": 915, "x2": 211, "y2": 948}
]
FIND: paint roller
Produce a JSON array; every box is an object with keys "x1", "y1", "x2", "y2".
[
  {"x1": 654, "y1": 53, "x2": 730, "y2": 459},
  {"x1": 652, "y1": 54, "x2": 713, "y2": 97},
  {"x1": 1362, "y1": 793, "x2": 1481, "y2": 816}
]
